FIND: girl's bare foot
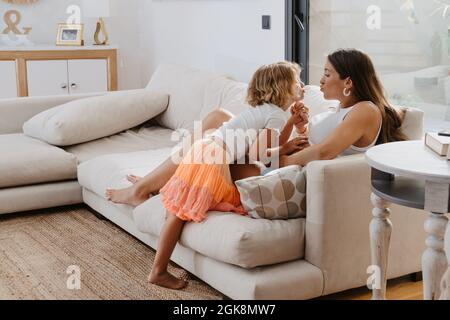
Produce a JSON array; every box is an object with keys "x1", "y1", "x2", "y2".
[
  {"x1": 126, "y1": 174, "x2": 142, "y2": 185},
  {"x1": 105, "y1": 186, "x2": 150, "y2": 207},
  {"x1": 148, "y1": 271, "x2": 187, "y2": 290}
]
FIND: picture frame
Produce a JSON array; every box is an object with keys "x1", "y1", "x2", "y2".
[{"x1": 56, "y1": 23, "x2": 84, "y2": 46}]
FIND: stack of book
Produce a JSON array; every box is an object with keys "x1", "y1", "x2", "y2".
[{"x1": 424, "y1": 132, "x2": 450, "y2": 159}]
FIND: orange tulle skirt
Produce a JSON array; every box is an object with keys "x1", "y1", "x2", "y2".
[{"x1": 160, "y1": 138, "x2": 246, "y2": 222}]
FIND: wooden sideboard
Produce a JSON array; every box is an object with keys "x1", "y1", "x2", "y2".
[{"x1": 0, "y1": 45, "x2": 118, "y2": 98}]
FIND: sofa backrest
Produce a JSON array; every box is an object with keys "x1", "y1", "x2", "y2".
[
  {"x1": 200, "y1": 76, "x2": 249, "y2": 119},
  {"x1": 146, "y1": 64, "x2": 424, "y2": 140},
  {"x1": 146, "y1": 64, "x2": 222, "y2": 131},
  {"x1": 146, "y1": 64, "x2": 250, "y2": 131},
  {"x1": 399, "y1": 106, "x2": 424, "y2": 140}
]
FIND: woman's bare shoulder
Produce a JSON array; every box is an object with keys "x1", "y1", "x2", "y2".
[
  {"x1": 350, "y1": 101, "x2": 381, "y2": 120},
  {"x1": 353, "y1": 101, "x2": 379, "y2": 112}
]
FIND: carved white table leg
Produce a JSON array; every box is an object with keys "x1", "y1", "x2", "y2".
[
  {"x1": 422, "y1": 213, "x2": 448, "y2": 300},
  {"x1": 440, "y1": 221, "x2": 450, "y2": 300},
  {"x1": 370, "y1": 193, "x2": 392, "y2": 300}
]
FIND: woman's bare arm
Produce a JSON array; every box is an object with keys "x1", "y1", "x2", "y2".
[{"x1": 282, "y1": 102, "x2": 379, "y2": 167}]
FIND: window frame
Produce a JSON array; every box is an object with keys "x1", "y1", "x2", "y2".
[{"x1": 285, "y1": 0, "x2": 310, "y2": 84}]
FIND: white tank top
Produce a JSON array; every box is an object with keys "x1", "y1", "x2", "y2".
[{"x1": 308, "y1": 103, "x2": 382, "y2": 156}]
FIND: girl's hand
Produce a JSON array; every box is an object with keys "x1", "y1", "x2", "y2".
[
  {"x1": 290, "y1": 102, "x2": 309, "y2": 130},
  {"x1": 288, "y1": 111, "x2": 304, "y2": 126},
  {"x1": 280, "y1": 136, "x2": 310, "y2": 156}
]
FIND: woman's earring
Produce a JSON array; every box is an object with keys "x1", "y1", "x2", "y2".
[{"x1": 343, "y1": 88, "x2": 351, "y2": 97}]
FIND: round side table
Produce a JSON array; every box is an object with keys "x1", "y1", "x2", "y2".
[{"x1": 366, "y1": 140, "x2": 450, "y2": 300}]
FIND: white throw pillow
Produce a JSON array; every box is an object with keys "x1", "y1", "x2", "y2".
[
  {"x1": 23, "y1": 90, "x2": 169, "y2": 146},
  {"x1": 146, "y1": 64, "x2": 222, "y2": 131},
  {"x1": 201, "y1": 76, "x2": 249, "y2": 118}
]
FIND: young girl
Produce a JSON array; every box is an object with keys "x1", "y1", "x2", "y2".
[{"x1": 148, "y1": 61, "x2": 305, "y2": 290}]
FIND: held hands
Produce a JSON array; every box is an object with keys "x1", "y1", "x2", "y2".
[{"x1": 289, "y1": 101, "x2": 309, "y2": 133}]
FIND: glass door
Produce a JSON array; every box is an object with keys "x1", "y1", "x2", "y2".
[{"x1": 307, "y1": 0, "x2": 450, "y2": 131}]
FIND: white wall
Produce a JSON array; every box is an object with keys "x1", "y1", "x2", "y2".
[
  {"x1": 1, "y1": 0, "x2": 286, "y2": 89},
  {"x1": 137, "y1": 0, "x2": 285, "y2": 86},
  {"x1": 0, "y1": 0, "x2": 141, "y2": 90},
  {"x1": 0, "y1": 0, "x2": 90, "y2": 45}
]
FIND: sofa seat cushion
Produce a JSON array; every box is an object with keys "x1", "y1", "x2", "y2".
[
  {"x1": 66, "y1": 126, "x2": 178, "y2": 163},
  {"x1": 134, "y1": 195, "x2": 306, "y2": 269},
  {"x1": 0, "y1": 134, "x2": 77, "y2": 188},
  {"x1": 77, "y1": 148, "x2": 175, "y2": 198}
]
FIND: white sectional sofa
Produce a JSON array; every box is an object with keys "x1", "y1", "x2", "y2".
[{"x1": 0, "y1": 64, "x2": 427, "y2": 300}]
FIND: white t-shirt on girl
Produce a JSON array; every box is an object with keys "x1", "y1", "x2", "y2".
[{"x1": 210, "y1": 103, "x2": 289, "y2": 161}]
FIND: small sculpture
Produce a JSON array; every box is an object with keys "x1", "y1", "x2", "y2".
[{"x1": 1, "y1": 10, "x2": 34, "y2": 46}]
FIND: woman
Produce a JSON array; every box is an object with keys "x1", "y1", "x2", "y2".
[{"x1": 277, "y1": 48, "x2": 406, "y2": 166}]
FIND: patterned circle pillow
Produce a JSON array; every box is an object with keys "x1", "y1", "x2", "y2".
[{"x1": 235, "y1": 165, "x2": 306, "y2": 220}]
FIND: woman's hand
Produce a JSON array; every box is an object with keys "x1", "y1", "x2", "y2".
[
  {"x1": 290, "y1": 101, "x2": 309, "y2": 133},
  {"x1": 280, "y1": 135, "x2": 310, "y2": 156}
]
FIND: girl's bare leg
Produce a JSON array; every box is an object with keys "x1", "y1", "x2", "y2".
[
  {"x1": 106, "y1": 109, "x2": 233, "y2": 206},
  {"x1": 228, "y1": 128, "x2": 275, "y2": 182},
  {"x1": 148, "y1": 213, "x2": 187, "y2": 290},
  {"x1": 230, "y1": 163, "x2": 261, "y2": 181}
]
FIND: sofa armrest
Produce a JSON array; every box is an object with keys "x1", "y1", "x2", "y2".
[
  {"x1": 305, "y1": 154, "x2": 426, "y2": 296},
  {"x1": 0, "y1": 90, "x2": 142, "y2": 134}
]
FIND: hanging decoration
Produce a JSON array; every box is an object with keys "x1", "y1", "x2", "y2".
[
  {"x1": 430, "y1": 0, "x2": 450, "y2": 19},
  {"x1": 400, "y1": 0, "x2": 420, "y2": 24}
]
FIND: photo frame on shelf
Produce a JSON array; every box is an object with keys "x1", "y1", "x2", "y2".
[{"x1": 56, "y1": 23, "x2": 84, "y2": 46}]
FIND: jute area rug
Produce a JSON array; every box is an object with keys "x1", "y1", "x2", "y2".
[{"x1": 0, "y1": 206, "x2": 223, "y2": 300}]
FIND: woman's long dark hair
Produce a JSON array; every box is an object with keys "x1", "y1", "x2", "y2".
[{"x1": 328, "y1": 49, "x2": 407, "y2": 144}]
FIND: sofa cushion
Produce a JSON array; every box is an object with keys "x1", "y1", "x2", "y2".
[
  {"x1": 146, "y1": 64, "x2": 223, "y2": 131},
  {"x1": 66, "y1": 126, "x2": 178, "y2": 163},
  {"x1": 77, "y1": 144, "x2": 306, "y2": 268},
  {"x1": 77, "y1": 148, "x2": 175, "y2": 198},
  {"x1": 23, "y1": 90, "x2": 169, "y2": 146},
  {"x1": 200, "y1": 76, "x2": 249, "y2": 118},
  {"x1": 133, "y1": 195, "x2": 306, "y2": 269},
  {"x1": 400, "y1": 107, "x2": 424, "y2": 140},
  {"x1": 0, "y1": 134, "x2": 77, "y2": 188}
]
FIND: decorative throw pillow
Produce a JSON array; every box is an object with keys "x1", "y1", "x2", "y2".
[
  {"x1": 235, "y1": 165, "x2": 307, "y2": 220},
  {"x1": 23, "y1": 90, "x2": 169, "y2": 146}
]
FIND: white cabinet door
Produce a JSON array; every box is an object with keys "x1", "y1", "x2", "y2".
[
  {"x1": 68, "y1": 59, "x2": 107, "y2": 94},
  {"x1": 27, "y1": 60, "x2": 69, "y2": 97},
  {"x1": 0, "y1": 61, "x2": 18, "y2": 99}
]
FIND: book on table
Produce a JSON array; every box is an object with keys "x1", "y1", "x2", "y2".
[{"x1": 424, "y1": 132, "x2": 450, "y2": 156}]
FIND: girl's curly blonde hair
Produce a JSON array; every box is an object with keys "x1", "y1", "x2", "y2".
[{"x1": 247, "y1": 61, "x2": 302, "y2": 108}]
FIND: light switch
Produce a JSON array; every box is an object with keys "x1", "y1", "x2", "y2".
[{"x1": 262, "y1": 15, "x2": 271, "y2": 30}]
